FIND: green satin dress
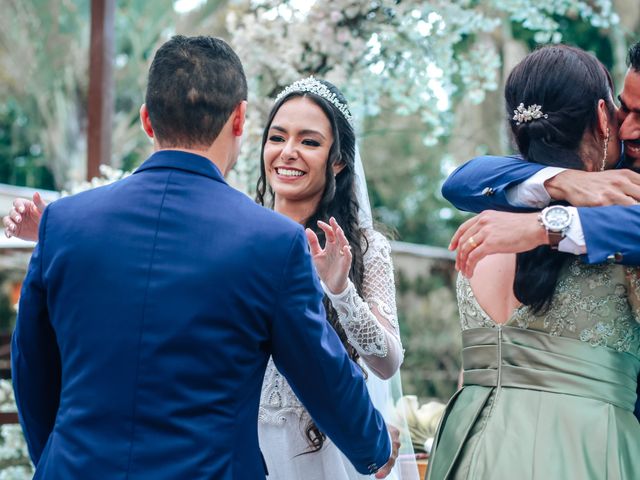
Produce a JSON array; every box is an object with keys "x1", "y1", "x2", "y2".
[{"x1": 426, "y1": 261, "x2": 640, "y2": 480}]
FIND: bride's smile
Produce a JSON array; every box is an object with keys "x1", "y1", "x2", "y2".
[{"x1": 264, "y1": 96, "x2": 344, "y2": 209}]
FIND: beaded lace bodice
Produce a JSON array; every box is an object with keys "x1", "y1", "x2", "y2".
[
  {"x1": 259, "y1": 229, "x2": 401, "y2": 425},
  {"x1": 457, "y1": 260, "x2": 640, "y2": 357}
]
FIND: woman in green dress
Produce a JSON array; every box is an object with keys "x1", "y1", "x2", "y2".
[{"x1": 428, "y1": 45, "x2": 640, "y2": 480}]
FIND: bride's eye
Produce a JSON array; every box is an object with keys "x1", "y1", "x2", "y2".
[
  {"x1": 302, "y1": 139, "x2": 321, "y2": 147},
  {"x1": 269, "y1": 135, "x2": 285, "y2": 143}
]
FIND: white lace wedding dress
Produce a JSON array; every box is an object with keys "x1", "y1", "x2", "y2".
[{"x1": 258, "y1": 229, "x2": 411, "y2": 480}]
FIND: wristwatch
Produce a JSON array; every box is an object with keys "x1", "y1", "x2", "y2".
[{"x1": 538, "y1": 205, "x2": 572, "y2": 250}]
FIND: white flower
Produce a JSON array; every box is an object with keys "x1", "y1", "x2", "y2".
[{"x1": 227, "y1": 0, "x2": 617, "y2": 190}]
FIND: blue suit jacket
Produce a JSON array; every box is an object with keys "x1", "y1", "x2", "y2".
[
  {"x1": 12, "y1": 151, "x2": 390, "y2": 479},
  {"x1": 442, "y1": 154, "x2": 640, "y2": 420}
]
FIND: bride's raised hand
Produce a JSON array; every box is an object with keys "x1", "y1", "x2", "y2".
[{"x1": 305, "y1": 217, "x2": 352, "y2": 294}]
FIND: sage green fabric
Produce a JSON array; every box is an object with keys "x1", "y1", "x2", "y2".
[{"x1": 427, "y1": 262, "x2": 640, "y2": 480}]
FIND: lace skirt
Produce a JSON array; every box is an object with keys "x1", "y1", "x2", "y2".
[{"x1": 258, "y1": 409, "x2": 370, "y2": 480}]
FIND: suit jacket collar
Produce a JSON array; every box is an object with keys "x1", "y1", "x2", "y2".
[{"x1": 134, "y1": 150, "x2": 227, "y2": 184}]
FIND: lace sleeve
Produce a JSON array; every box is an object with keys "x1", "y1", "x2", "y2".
[{"x1": 323, "y1": 229, "x2": 403, "y2": 379}]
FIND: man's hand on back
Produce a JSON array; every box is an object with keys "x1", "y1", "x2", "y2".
[{"x1": 545, "y1": 169, "x2": 640, "y2": 206}]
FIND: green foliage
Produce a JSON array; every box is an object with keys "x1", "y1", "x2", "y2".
[
  {"x1": 0, "y1": 0, "x2": 229, "y2": 189},
  {"x1": 0, "y1": 101, "x2": 55, "y2": 190},
  {"x1": 395, "y1": 262, "x2": 461, "y2": 400},
  {"x1": 512, "y1": 16, "x2": 615, "y2": 69}
]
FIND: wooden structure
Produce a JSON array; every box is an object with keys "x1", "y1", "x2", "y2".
[{"x1": 87, "y1": 0, "x2": 116, "y2": 180}]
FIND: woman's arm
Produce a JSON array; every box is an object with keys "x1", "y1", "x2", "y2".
[{"x1": 323, "y1": 230, "x2": 403, "y2": 379}]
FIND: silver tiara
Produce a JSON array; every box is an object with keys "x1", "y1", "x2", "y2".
[
  {"x1": 512, "y1": 103, "x2": 548, "y2": 125},
  {"x1": 275, "y1": 76, "x2": 354, "y2": 126}
]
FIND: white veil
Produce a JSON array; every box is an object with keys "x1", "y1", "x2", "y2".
[{"x1": 354, "y1": 147, "x2": 420, "y2": 480}]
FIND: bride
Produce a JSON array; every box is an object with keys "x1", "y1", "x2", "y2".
[
  {"x1": 4, "y1": 77, "x2": 418, "y2": 480},
  {"x1": 256, "y1": 77, "x2": 417, "y2": 480}
]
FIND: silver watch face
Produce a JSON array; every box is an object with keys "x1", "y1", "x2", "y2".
[{"x1": 543, "y1": 206, "x2": 571, "y2": 231}]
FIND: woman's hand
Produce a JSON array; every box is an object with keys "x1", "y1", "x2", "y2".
[
  {"x1": 306, "y1": 217, "x2": 352, "y2": 294},
  {"x1": 3, "y1": 192, "x2": 47, "y2": 241}
]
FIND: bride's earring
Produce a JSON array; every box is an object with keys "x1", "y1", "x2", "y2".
[{"x1": 601, "y1": 126, "x2": 610, "y2": 171}]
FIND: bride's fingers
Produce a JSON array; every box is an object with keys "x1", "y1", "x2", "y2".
[
  {"x1": 305, "y1": 228, "x2": 322, "y2": 256},
  {"x1": 317, "y1": 221, "x2": 336, "y2": 243},
  {"x1": 341, "y1": 244, "x2": 352, "y2": 261},
  {"x1": 335, "y1": 224, "x2": 351, "y2": 251},
  {"x1": 329, "y1": 216, "x2": 344, "y2": 233}
]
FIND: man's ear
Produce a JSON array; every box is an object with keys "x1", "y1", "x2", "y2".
[
  {"x1": 140, "y1": 104, "x2": 154, "y2": 139},
  {"x1": 232, "y1": 101, "x2": 247, "y2": 137}
]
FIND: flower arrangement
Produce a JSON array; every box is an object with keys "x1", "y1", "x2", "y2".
[
  {"x1": 63, "y1": 165, "x2": 131, "y2": 196},
  {"x1": 391, "y1": 395, "x2": 445, "y2": 454}
]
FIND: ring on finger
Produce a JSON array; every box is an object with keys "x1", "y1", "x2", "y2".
[{"x1": 467, "y1": 236, "x2": 478, "y2": 248}]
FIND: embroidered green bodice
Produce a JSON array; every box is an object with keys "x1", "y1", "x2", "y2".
[{"x1": 457, "y1": 260, "x2": 640, "y2": 358}]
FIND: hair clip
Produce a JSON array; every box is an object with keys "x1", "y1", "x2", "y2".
[{"x1": 512, "y1": 103, "x2": 548, "y2": 125}]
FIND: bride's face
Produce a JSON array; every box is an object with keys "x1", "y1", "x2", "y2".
[{"x1": 263, "y1": 97, "x2": 337, "y2": 204}]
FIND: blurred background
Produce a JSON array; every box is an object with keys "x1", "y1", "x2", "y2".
[{"x1": 0, "y1": 0, "x2": 639, "y2": 474}]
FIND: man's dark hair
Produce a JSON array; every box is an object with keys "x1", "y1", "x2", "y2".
[
  {"x1": 145, "y1": 35, "x2": 247, "y2": 148},
  {"x1": 627, "y1": 41, "x2": 640, "y2": 72}
]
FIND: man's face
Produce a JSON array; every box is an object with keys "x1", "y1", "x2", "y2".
[{"x1": 618, "y1": 68, "x2": 640, "y2": 166}]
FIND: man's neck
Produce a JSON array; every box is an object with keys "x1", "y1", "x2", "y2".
[{"x1": 154, "y1": 144, "x2": 233, "y2": 177}]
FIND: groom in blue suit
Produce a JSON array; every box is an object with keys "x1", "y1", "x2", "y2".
[
  {"x1": 442, "y1": 40, "x2": 640, "y2": 420},
  {"x1": 12, "y1": 36, "x2": 394, "y2": 479}
]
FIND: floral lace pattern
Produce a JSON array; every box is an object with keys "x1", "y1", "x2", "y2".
[
  {"x1": 324, "y1": 280, "x2": 388, "y2": 357},
  {"x1": 259, "y1": 229, "x2": 401, "y2": 425},
  {"x1": 457, "y1": 260, "x2": 640, "y2": 357},
  {"x1": 258, "y1": 358, "x2": 310, "y2": 425}
]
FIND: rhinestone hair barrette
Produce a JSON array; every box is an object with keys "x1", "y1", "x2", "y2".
[
  {"x1": 275, "y1": 76, "x2": 354, "y2": 126},
  {"x1": 512, "y1": 103, "x2": 548, "y2": 125}
]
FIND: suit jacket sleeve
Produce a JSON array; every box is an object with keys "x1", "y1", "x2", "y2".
[
  {"x1": 442, "y1": 155, "x2": 546, "y2": 213},
  {"x1": 12, "y1": 206, "x2": 61, "y2": 464},
  {"x1": 578, "y1": 205, "x2": 640, "y2": 265},
  {"x1": 270, "y1": 228, "x2": 391, "y2": 475}
]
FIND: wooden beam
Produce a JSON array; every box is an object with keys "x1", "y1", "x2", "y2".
[
  {"x1": 87, "y1": 0, "x2": 116, "y2": 181},
  {"x1": 0, "y1": 412, "x2": 19, "y2": 425}
]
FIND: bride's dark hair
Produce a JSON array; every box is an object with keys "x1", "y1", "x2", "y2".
[
  {"x1": 506, "y1": 45, "x2": 616, "y2": 313},
  {"x1": 256, "y1": 79, "x2": 368, "y2": 452}
]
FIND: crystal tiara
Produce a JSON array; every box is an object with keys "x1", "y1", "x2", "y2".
[{"x1": 275, "y1": 76, "x2": 354, "y2": 126}]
